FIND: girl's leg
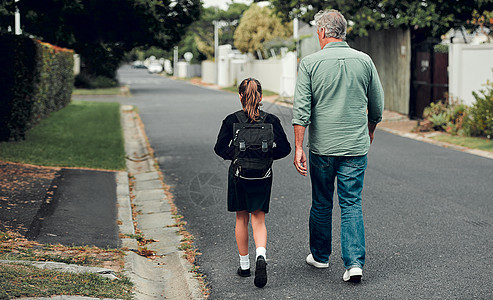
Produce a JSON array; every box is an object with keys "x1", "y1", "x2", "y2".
[
  {"x1": 251, "y1": 209, "x2": 268, "y2": 288},
  {"x1": 235, "y1": 211, "x2": 250, "y2": 256},
  {"x1": 251, "y1": 209, "x2": 267, "y2": 253}
]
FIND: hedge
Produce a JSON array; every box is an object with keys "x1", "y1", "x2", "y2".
[{"x1": 0, "y1": 34, "x2": 74, "y2": 141}]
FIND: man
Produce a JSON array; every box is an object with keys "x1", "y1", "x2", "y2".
[{"x1": 292, "y1": 9, "x2": 384, "y2": 283}]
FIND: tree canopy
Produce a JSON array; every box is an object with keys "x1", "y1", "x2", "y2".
[
  {"x1": 0, "y1": 0, "x2": 14, "y2": 32},
  {"x1": 234, "y1": 4, "x2": 292, "y2": 57},
  {"x1": 190, "y1": 3, "x2": 249, "y2": 60},
  {"x1": 3, "y1": 0, "x2": 201, "y2": 79},
  {"x1": 269, "y1": 0, "x2": 493, "y2": 41}
]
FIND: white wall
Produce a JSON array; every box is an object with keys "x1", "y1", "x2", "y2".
[
  {"x1": 202, "y1": 45, "x2": 297, "y2": 97},
  {"x1": 449, "y1": 43, "x2": 493, "y2": 106},
  {"x1": 175, "y1": 62, "x2": 203, "y2": 78},
  {"x1": 73, "y1": 54, "x2": 80, "y2": 75},
  {"x1": 202, "y1": 61, "x2": 215, "y2": 84},
  {"x1": 176, "y1": 61, "x2": 188, "y2": 78}
]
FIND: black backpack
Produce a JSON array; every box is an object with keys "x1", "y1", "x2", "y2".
[{"x1": 232, "y1": 110, "x2": 274, "y2": 180}]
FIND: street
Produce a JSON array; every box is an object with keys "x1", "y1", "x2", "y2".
[{"x1": 111, "y1": 66, "x2": 493, "y2": 299}]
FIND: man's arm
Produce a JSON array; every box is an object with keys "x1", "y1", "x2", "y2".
[
  {"x1": 367, "y1": 59, "x2": 384, "y2": 143},
  {"x1": 292, "y1": 60, "x2": 312, "y2": 176},
  {"x1": 293, "y1": 125, "x2": 308, "y2": 176}
]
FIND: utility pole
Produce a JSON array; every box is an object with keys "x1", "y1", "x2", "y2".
[
  {"x1": 173, "y1": 46, "x2": 178, "y2": 77},
  {"x1": 213, "y1": 20, "x2": 219, "y2": 85},
  {"x1": 293, "y1": 17, "x2": 299, "y2": 58},
  {"x1": 15, "y1": 0, "x2": 22, "y2": 35}
]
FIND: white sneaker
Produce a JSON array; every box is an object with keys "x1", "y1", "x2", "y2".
[
  {"x1": 305, "y1": 254, "x2": 329, "y2": 268},
  {"x1": 343, "y1": 267, "x2": 363, "y2": 282}
]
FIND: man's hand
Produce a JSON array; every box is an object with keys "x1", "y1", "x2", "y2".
[
  {"x1": 293, "y1": 125, "x2": 308, "y2": 176},
  {"x1": 369, "y1": 131, "x2": 374, "y2": 144},
  {"x1": 368, "y1": 122, "x2": 377, "y2": 144},
  {"x1": 294, "y1": 147, "x2": 307, "y2": 176}
]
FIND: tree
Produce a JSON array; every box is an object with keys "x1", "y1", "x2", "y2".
[
  {"x1": 0, "y1": 0, "x2": 14, "y2": 33},
  {"x1": 192, "y1": 3, "x2": 249, "y2": 60},
  {"x1": 13, "y1": 0, "x2": 200, "y2": 81},
  {"x1": 268, "y1": 0, "x2": 493, "y2": 41},
  {"x1": 234, "y1": 4, "x2": 292, "y2": 58},
  {"x1": 470, "y1": 9, "x2": 493, "y2": 42}
]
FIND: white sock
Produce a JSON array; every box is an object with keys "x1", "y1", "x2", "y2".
[
  {"x1": 239, "y1": 254, "x2": 250, "y2": 270},
  {"x1": 256, "y1": 247, "x2": 266, "y2": 260}
]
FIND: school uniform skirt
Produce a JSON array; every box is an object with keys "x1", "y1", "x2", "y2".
[{"x1": 227, "y1": 164, "x2": 272, "y2": 213}]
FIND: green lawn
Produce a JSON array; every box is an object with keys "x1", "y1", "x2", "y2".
[
  {"x1": 0, "y1": 263, "x2": 132, "y2": 300},
  {"x1": 430, "y1": 134, "x2": 493, "y2": 153},
  {"x1": 0, "y1": 101, "x2": 126, "y2": 170},
  {"x1": 72, "y1": 87, "x2": 123, "y2": 95}
]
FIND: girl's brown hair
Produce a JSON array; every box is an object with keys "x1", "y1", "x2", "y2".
[{"x1": 238, "y1": 77, "x2": 263, "y2": 122}]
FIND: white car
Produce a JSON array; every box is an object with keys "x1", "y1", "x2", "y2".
[
  {"x1": 132, "y1": 61, "x2": 146, "y2": 69},
  {"x1": 147, "y1": 62, "x2": 163, "y2": 73}
]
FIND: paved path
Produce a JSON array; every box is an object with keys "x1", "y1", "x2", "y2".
[
  {"x1": 104, "y1": 66, "x2": 493, "y2": 299},
  {"x1": 33, "y1": 169, "x2": 119, "y2": 248}
]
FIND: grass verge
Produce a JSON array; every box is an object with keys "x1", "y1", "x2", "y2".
[
  {"x1": 0, "y1": 101, "x2": 126, "y2": 170},
  {"x1": 0, "y1": 231, "x2": 124, "y2": 268},
  {"x1": 0, "y1": 263, "x2": 133, "y2": 300},
  {"x1": 0, "y1": 231, "x2": 132, "y2": 299},
  {"x1": 430, "y1": 134, "x2": 493, "y2": 153},
  {"x1": 72, "y1": 87, "x2": 123, "y2": 96}
]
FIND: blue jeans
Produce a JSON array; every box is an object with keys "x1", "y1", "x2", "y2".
[{"x1": 309, "y1": 151, "x2": 367, "y2": 269}]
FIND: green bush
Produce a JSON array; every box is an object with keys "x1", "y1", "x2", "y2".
[
  {"x1": 467, "y1": 79, "x2": 493, "y2": 139},
  {"x1": 422, "y1": 100, "x2": 469, "y2": 135},
  {"x1": 0, "y1": 35, "x2": 37, "y2": 141},
  {"x1": 74, "y1": 73, "x2": 118, "y2": 89},
  {"x1": 0, "y1": 34, "x2": 74, "y2": 141}
]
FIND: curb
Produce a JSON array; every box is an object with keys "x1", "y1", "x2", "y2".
[{"x1": 119, "y1": 105, "x2": 204, "y2": 299}]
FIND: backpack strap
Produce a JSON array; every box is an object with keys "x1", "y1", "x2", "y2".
[
  {"x1": 235, "y1": 110, "x2": 249, "y2": 124},
  {"x1": 258, "y1": 110, "x2": 267, "y2": 123},
  {"x1": 235, "y1": 110, "x2": 267, "y2": 124}
]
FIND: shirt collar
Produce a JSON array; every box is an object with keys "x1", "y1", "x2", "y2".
[{"x1": 322, "y1": 41, "x2": 349, "y2": 50}]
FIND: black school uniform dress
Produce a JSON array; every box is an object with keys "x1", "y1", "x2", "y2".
[{"x1": 214, "y1": 110, "x2": 291, "y2": 213}]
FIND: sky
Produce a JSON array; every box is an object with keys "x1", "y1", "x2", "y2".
[{"x1": 202, "y1": 0, "x2": 253, "y2": 10}]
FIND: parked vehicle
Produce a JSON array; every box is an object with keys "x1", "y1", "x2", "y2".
[
  {"x1": 132, "y1": 61, "x2": 147, "y2": 69},
  {"x1": 148, "y1": 62, "x2": 163, "y2": 73}
]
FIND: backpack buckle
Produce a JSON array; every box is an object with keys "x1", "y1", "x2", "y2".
[
  {"x1": 262, "y1": 140, "x2": 268, "y2": 152},
  {"x1": 239, "y1": 141, "x2": 246, "y2": 151}
]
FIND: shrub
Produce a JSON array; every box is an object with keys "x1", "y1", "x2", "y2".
[
  {"x1": 74, "y1": 73, "x2": 118, "y2": 89},
  {"x1": 428, "y1": 112, "x2": 448, "y2": 131},
  {"x1": 0, "y1": 35, "x2": 37, "y2": 141},
  {"x1": 0, "y1": 34, "x2": 74, "y2": 141},
  {"x1": 467, "y1": 79, "x2": 493, "y2": 139},
  {"x1": 422, "y1": 99, "x2": 469, "y2": 135}
]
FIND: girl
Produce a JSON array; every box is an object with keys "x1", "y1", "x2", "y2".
[{"x1": 214, "y1": 78, "x2": 291, "y2": 288}]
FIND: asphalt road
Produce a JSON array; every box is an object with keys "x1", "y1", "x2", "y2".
[{"x1": 113, "y1": 66, "x2": 493, "y2": 299}]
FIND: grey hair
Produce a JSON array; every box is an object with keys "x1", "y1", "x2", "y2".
[{"x1": 314, "y1": 9, "x2": 347, "y2": 40}]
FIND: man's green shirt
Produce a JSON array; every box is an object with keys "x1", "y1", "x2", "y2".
[{"x1": 292, "y1": 41, "x2": 384, "y2": 156}]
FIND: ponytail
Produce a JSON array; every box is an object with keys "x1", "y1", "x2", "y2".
[{"x1": 238, "y1": 78, "x2": 263, "y2": 122}]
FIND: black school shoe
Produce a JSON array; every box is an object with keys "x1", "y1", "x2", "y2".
[
  {"x1": 254, "y1": 256, "x2": 267, "y2": 288},
  {"x1": 237, "y1": 267, "x2": 251, "y2": 277}
]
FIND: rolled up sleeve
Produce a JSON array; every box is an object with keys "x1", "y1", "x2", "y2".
[{"x1": 292, "y1": 60, "x2": 312, "y2": 127}]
